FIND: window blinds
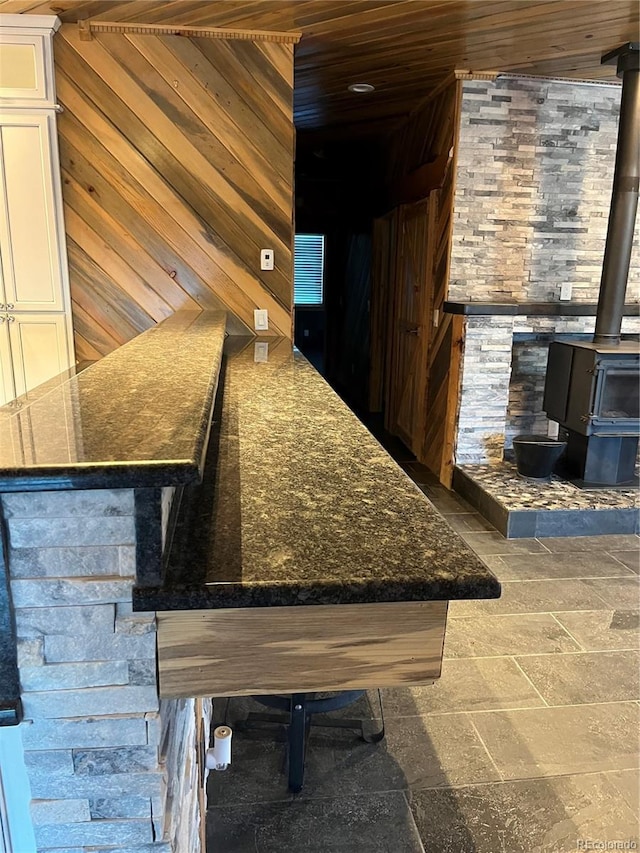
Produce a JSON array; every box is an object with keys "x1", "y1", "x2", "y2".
[{"x1": 294, "y1": 234, "x2": 324, "y2": 306}]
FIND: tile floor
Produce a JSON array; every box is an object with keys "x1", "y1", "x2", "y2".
[{"x1": 206, "y1": 453, "x2": 640, "y2": 853}]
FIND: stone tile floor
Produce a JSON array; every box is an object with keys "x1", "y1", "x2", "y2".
[{"x1": 207, "y1": 457, "x2": 640, "y2": 853}]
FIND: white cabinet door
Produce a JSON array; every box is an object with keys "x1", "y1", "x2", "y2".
[
  {"x1": 0, "y1": 113, "x2": 67, "y2": 311},
  {"x1": 0, "y1": 319, "x2": 15, "y2": 405},
  {"x1": 7, "y1": 312, "x2": 69, "y2": 397}
]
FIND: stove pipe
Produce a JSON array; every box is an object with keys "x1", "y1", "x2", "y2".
[{"x1": 593, "y1": 43, "x2": 640, "y2": 345}]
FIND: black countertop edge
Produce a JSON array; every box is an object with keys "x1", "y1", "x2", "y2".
[
  {"x1": 0, "y1": 460, "x2": 201, "y2": 494},
  {"x1": 444, "y1": 301, "x2": 640, "y2": 316},
  {"x1": 133, "y1": 576, "x2": 502, "y2": 611}
]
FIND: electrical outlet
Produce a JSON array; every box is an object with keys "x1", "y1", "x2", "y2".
[
  {"x1": 254, "y1": 309, "x2": 268, "y2": 331},
  {"x1": 560, "y1": 282, "x2": 572, "y2": 301},
  {"x1": 260, "y1": 249, "x2": 274, "y2": 271},
  {"x1": 547, "y1": 420, "x2": 560, "y2": 439}
]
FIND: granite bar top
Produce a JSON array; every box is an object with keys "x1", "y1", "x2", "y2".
[
  {"x1": 444, "y1": 301, "x2": 640, "y2": 316},
  {"x1": 135, "y1": 338, "x2": 501, "y2": 610},
  {"x1": 0, "y1": 311, "x2": 226, "y2": 492}
]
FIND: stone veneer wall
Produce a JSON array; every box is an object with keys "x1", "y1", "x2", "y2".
[
  {"x1": 0, "y1": 488, "x2": 211, "y2": 853},
  {"x1": 450, "y1": 76, "x2": 640, "y2": 304},
  {"x1": 450, "y1": 75, "x2": 640, "y2": 465}
]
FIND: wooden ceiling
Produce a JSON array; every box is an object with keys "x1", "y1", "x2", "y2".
[{"x1": 2, "y1": 1, "x2": 637, "y2": 135}]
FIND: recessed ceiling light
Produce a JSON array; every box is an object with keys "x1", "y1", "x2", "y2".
[{"x1": 348, "y1": 82, "x2": 375, "y2": 93}]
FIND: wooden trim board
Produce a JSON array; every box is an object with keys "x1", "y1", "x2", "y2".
[
  {"x1": 157, "y1": 600, "x2": 448, "y2": 699},
  {"x1": 79, "y1": 20, "x2": 302, "y2": 43}
]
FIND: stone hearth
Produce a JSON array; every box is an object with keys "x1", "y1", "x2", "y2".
[{"x1": 453, "y1": 463, "x2": 639, "y2": 538}]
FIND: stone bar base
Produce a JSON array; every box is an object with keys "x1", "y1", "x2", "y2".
[{"x1": 0, "y1": 488, "x2": 210, "y2": 853}]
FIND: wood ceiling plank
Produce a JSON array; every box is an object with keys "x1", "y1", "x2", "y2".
[{"x1": 91, "y1": 0, "x2": 218, "y2": 24}]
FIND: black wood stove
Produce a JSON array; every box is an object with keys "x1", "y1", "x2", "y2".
[
  {"x1": 543, "y1": 42, "x2": 640, "y2": 488},
  {"x1": 544, "y1": 339, "x2": 639, "y2": 486}
]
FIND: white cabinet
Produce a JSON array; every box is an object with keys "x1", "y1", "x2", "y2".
[
  {"x1": 0, "y1": 14, "x2": 59, "y2": 108},
  {"x1": 3, "y1": 312, "x2": 69, "y2": 397},
  {"x1": 0, "y1": 14, "x2": 74, "y2": 405},
  {"x1": 0, "y1": 113, "x2": 67, "y2": 311}
]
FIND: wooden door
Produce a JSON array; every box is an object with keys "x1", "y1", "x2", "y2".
[
  {"x1": 385, "y1": 199, "x2": 435, "y2": 454},
  {"x1": 7, "y1": 312, "x2": 69, "y2": 397},
  {"x1": 369, "y1": 212, "x2": 395, "y2": 413}
]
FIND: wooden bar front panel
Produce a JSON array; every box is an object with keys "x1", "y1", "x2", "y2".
[{"x1": 157, "y1": 600, "x2": 448, "y2": 699}]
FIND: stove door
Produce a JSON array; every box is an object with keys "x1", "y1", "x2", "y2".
[{"x1": 592, "y1": 359, "x2": 640, "y2": 433}]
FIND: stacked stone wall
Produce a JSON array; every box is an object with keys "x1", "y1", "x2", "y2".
[{"x1": 1, "y1": 488, "x2": 209, "y2": 853}]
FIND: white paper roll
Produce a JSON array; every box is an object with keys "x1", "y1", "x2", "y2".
[{"x1": 206, "y1": 725, "x2": 232, "y2": 770}]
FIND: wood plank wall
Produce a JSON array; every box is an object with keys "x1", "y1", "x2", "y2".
[
  {"x1": 53, "y1": 25, "x2": 294, "y2": 359},
  {"x1": 373, "y1": 77, "x2": 464, "y2": 486}
]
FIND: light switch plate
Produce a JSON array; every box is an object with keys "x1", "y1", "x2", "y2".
[
  {"x1": 260, "y1": 249, "x2": 274, "y2": 271},
  {"x1": 254, "y1": 309, "x2": 268, "y2": 331}
]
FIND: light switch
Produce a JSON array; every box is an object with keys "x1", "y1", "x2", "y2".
[
  {"x1": 254, "y1": 309, "x2": 268, "y2": 331},
  {"x1": 260, "y1": 249, "x2": 274, "y2": 271}
]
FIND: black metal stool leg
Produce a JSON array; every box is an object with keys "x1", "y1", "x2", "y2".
[
  {"x1": 288, "y1": 693, "x2": 307, "y2": 793},
  {"x1": 237, "y1": 690, "x2": 386, "y2": 794}
]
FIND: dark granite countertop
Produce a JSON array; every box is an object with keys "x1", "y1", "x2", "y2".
[
  {"x1": 0, "y1": 311, "x2": 226, "y2": 492},
  {"x1": 135, "y1": 338, "x2": 501, "y2": 610}
]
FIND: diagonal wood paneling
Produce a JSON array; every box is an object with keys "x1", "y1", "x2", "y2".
[{"x1": 53, "y1": 24, "x2": 294, "y2": 358}]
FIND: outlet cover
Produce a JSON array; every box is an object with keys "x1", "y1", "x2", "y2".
[
  {"x1": 260, "y1": 249, "x2": 274, "y2": 271},
  {"x1": 560, "y1": 282, "x2": 572, "y2": 301}
]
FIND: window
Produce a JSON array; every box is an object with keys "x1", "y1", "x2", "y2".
[{"x1": 294, "y1": 234, "x2": 324, "y2": 306}]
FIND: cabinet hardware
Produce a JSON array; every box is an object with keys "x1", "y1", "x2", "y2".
[
  {"x1": 6, "y1": 315, "x2": 14, "y2": 322},
  {"x1": 5, "y1": 304, "x2": 14, "y2": 310}
]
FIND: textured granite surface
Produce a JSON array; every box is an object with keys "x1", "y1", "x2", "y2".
[
  {"x1": 0, "y1": 311, "x2": 226, "y2": 492},
  {"x1": 136, "y1": 338, "x2": 501, "y2": 610}
]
